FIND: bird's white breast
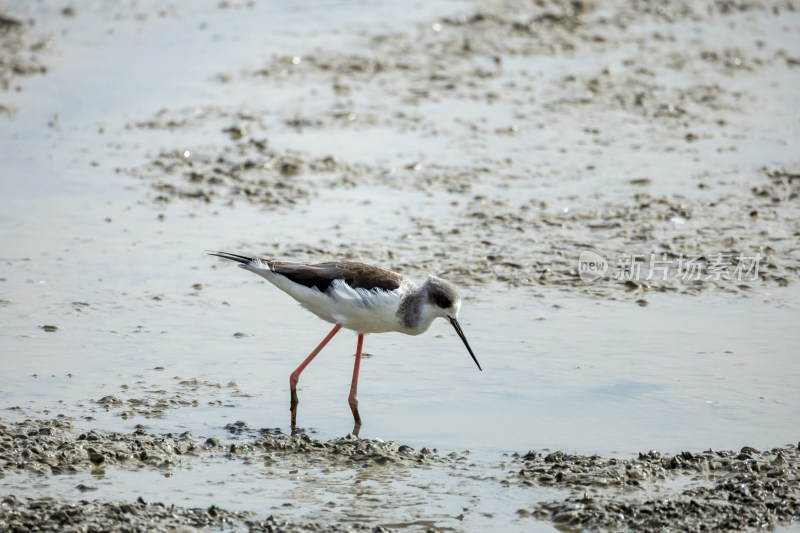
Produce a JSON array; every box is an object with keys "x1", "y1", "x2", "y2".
[{"x1": 324, "y1": 279, "x2": 406, "y2": 333}]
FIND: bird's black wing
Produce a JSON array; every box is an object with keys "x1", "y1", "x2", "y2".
[
  {"x1": 270, "y1": 261, "x2": 404, "y2": 293},
  {"x1": 210, "y1": 252, "x2": 405, "y2": 293}
]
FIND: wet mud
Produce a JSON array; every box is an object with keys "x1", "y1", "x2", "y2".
[
  {"x1": 1, "y1": 417, "x2": 798, "y2": 531},
  {"x1": 125, "y1": 0, "x2": 800, "y2": 300},
  {"x1": 3, "y1": 0, "x2": 799, "y2": 531},
  {"x1": 0, "y1": 416, "x2": 443, "y2": 531},
  {"x1": 510, "y1": 445, "x2": 800, "y2": 530},
  {"x1": 1, "y1": 495, "x2": 253, "y2": 533},
  {"x1": 0, "y1": 495, "x2": 388, "y2": 533},
  {"x1": 0, "y1": 417, "x2": 448, "y2": 478},
  {"x1": 94, "y1": 377, "x2": 250, "y2": 419},
  {"x1": 0, "y1": 13, "x2": 50, "y2": 112}
]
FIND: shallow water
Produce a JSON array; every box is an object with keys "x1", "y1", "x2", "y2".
[
  {"x1": 1, "y1": 0, "x2": 799, "y2": 530},
  {"x1": 3, "y1": 231, "x2": 798, "y2": 457}
]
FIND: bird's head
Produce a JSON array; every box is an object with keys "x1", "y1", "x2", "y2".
[
  {"x1": 424, "y1": 275, "x2": 462, "y2": 318},
  {"x1": 423, "y1": 275, "x2": 482, "y2": 371}
]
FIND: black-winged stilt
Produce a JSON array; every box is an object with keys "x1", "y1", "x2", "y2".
[{"x1": 209, "y1": 251, "x2": 481, "y2": 432}]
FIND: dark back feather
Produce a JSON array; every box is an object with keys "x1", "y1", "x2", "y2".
[{"x1": 271, "y1": 261, "x2": 404, "y2": 293}]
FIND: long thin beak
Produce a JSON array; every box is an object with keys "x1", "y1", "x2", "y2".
[{"x1": 448, "y1": 316, "x2": 482, "y2": 371}]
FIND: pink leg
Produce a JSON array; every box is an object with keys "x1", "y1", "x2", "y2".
[
  {"x1": 290, "y1": 323, "x2": 342, "y2": 427},
  {"x1": 348, "y1": 334, "x2": 364, "y2": 427}
]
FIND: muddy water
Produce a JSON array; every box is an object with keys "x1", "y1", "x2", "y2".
[{"x1": 1, "y1": 0, "x2": 799, "y2": 531}]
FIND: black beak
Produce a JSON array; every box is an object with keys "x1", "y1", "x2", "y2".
[{"x1": 448, "y1": 316, "x2": 482, "y2": 371}]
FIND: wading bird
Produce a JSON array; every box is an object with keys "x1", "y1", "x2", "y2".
[{"x1": 209, "y1": 252, "x2": 482, "y2": 433}]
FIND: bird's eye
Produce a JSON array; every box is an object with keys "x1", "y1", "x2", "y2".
[{"x1": 434, "y1": 293, "x2": 452, "y2": 308}]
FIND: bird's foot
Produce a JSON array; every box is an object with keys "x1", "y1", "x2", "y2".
[
  {"x1": 290, "y1": 388, "x2": 299, "y2": 427},
  {"x1": 351, "y1": 406, "x2": 361, "y2": 426},
  {"x1": 348, "y1": 394, "x2": 361, "y2": 426},
  {"x1": 351, "y1": 420, "x2": 361, "y2": 438}
]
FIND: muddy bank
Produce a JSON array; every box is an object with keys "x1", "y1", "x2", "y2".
[
  {"x1": 0, "y1": 495, "x2": 251, "y2": 533},
  {"x1": 2, "y1": 0, "x2": 798, "y2": 531},
  {"x1": 1, "y1": 417, "x2": 798, "y2": 531},
  {"x1": 0, "y1": 417, "x2": 446, "y2": 477},
  {"x1": 0, "y1": 13, "x2": 50, "y2": 112},
  {"x1": 510, "y1": 444, "x2": 800, "y2": 530},
  {"x1": 125, "y1": 0, "x2": 800, "y2": 300},
  {"x1": 0, "y1": 416, "x2": 446, "y2": 531},
  {"x1": 0, "y1": 495, "x2": 385, "y2": 533}
]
